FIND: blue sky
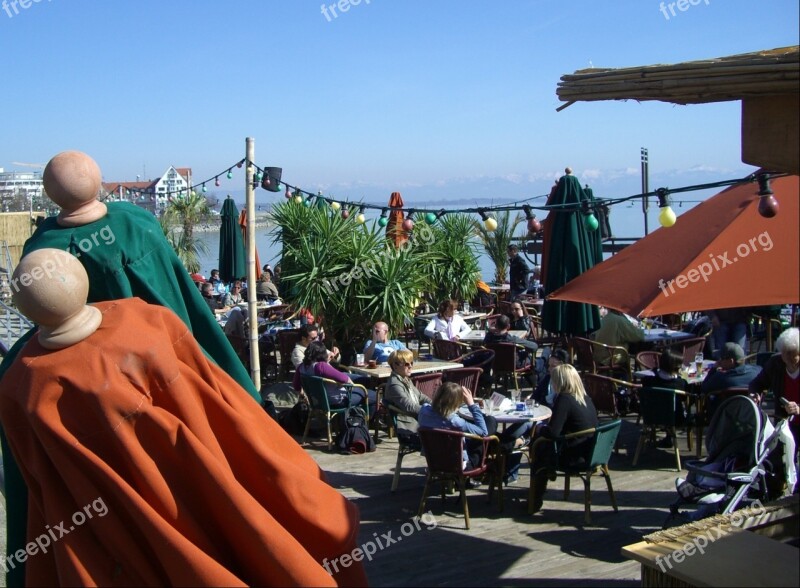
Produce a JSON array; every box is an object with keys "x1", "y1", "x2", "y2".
[{"x1": 2, "y1": 0, "x2": 798, "y2": 236}]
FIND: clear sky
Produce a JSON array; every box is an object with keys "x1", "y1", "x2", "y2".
[{"x1": 1, "y1": 0, "x2": 798, "y2": 236}]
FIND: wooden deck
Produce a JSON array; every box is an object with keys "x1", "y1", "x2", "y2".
[{"x1": 303, "y1": 416, "x2": 690, "y2": 587}]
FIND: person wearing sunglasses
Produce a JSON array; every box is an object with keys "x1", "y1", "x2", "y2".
[{"x1": 384, "y1": 350, "x2": 432, "y2": 438}]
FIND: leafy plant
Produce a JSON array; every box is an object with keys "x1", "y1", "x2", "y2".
[
  {"x1": 270, "y1": 200, "x2": 428, "y2": 355},
  {"x1": 417, "y1": 213, "x2": 481, "y2": 307},
  {"x1": 159, "y1": 204, "x2": 209, "y2": 273},
  {"x1": 474, "y1": 210, "x2": 523, "y2": 285}
]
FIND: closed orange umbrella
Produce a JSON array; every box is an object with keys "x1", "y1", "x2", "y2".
[
  {"x1": 386, "y1": 191, "x2": 407, "y2": 248},
  {"x1": 549, "y1": 174, "x2": 799, "y2": 316}
]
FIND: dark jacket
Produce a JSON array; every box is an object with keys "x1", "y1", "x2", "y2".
[
  {"x1": 542, "y1": 392, "x2": 598, "y2": 449},
  {"x1": 702, "y1": 364, "x2": 760, "y2": 395},
  {"x1": 749, "y1": 354, "x2": 796, "y2": 419},
  {"x1": 509, "y1": 255, "x2": 529, "y2": 291}
]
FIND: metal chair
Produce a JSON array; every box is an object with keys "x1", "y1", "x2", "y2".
[
  {"x1": 299, "y1": 375, "x2": 369, "y2": 450},
  {"x1": 665, "y1": 336, "x2": 707, "y2": 366},
  {"x1": 528, "y1": 420, "x2": 622, "y2": 524},
  {"x1": 572, "y1": 337, "x2": 632, "y2": 381},
  {"x1": 484, "y1": 342, "x2": 532, "y2": 393},
  {"x1": 417, "y1": 427, "x2": 503, "y2": 529},
  {"x1": 458, "y1": 348, "x2": 496, "y2": 396},
  {"x1": 433, "y1": 339, "x2": 470, "y2": 361},
  {"x1": 411, "y1": 372, "x2": 444, "y2": 398},
  {"x1": 442, "y1": 367, "x2": 484, "y2": 396},
  {"x1": 581, "y1": 372, "x2": 640, "y2": 421},
  {"x1": 636, "y1": 350, "x2": 661, "y2": 372},
  {"x1": 633, "y1": 386, "x2": 685, "y2": 471},
  {"x1": 385, "y1": 403, "x2": 423, "y2": 492}
]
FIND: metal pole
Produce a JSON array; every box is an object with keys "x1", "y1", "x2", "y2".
[
  {"x1": 245, "y1": 137, "x2": 261, "y2": 391},
  {"x1": 641, "y1": 147, "x2": 650, "y2": 236}
]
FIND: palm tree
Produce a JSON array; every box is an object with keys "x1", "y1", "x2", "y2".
[
  {"x1": 160, "y1": 192, "x2": 211, "y2": 272},
  {"x1": 474, "y1": 210, "x2": 524, "y2": 285}
]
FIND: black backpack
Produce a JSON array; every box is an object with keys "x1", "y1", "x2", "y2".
[{"x1": 335, "y1": 407, "x2": 376, "y2": 454}]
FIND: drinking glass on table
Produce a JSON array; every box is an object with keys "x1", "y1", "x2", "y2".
[
  {"x1": 694, "y1": 352, "x2": 704, "y2": 375},
  {"x1": 409, "y1": 340, "x2": 420, "y2": 361},
  {"x1": 484, "y1": 398, "x2": 494, "y2": 415}
]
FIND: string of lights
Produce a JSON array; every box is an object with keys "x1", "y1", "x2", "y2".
[{"x1": 103, "y1": 157, "x2": 788, "y2": 230}]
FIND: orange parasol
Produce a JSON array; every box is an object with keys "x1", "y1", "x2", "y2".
[
  {"x1": 549, "y1": 174, "x2": 799, "y2": 316},
  {"x1": 238, "y1": 209, "x2": 262, "y2": 281},
  {"x1": 386, "y1": 191, "x2": 407, "y2": 248}
]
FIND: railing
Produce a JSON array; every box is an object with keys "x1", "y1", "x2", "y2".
[{"x1": 0, "y1": 299, "x2": 33, "y2": 356}]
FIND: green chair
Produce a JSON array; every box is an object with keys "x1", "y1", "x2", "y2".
[
  {"x1": 299, "y1": 375, "x2": 369, "y2": 450},
  {"x1": 385, "y1": 402, "x2": 422, "y2": 492},
  {"x1": 528, "y1": 419, "x2": 622, "y2": 524},
  {"x1": 633, "y1": 386, "x2": 685, "y2": 471}
]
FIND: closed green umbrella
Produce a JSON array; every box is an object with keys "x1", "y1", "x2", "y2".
[
  {"x1": 219, "y1": 196, "x2": 246, "y2": 283},
  {"x1": 541, "y1": 172, "x2": 602, "y2": 336}
]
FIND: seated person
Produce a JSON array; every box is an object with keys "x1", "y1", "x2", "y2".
[
  {"x1": 363, "y1": 321, "x2": 407, "y2": 364},
  {"x1": 293, "y1": 341, "x2": 375, "y2": 409},
  {"x1": 530, "y1": 364, "x2": 599, "y2": 513},
  {"x1": 221, "y1": 280, "x2": 244, "y2": 308},
  {"x1": 222, "y1": 306, "x2": 248, "y2": 339},
  {"x1": 200, "y1": 281, "x2": 222, "y2": 313},
  {"x1": 424, "y1": 299, "x2": 471, "y2": 342},
  {"x1": 526, "y1": 266, "x2": 544, "y2": 299},
  {"x1": 256, "y1": 271, "x2": 280, "y2": 302},
  {"x1": 419, "y1": 382, "x2": 494, "y2": 473},
  {"x1": 703, "y1": 343, "x2": 761, "y2": 416},
  {"x1": 509, "y1": 301, "x2": 536, "y2": 340},
  {"x1": 384, "y1": 350, "x2": 432, "y2": 437},
  {"x1": 593, "y1": 308, "x2": 645, "y2": 365},
  {"x1": 291, "y1": 324, "x2": 339, "y2": 369},
  {"x1": 483, "y1": 314, "x2": 538, "y2": 368},
  {"x1": 750, "y1": 327, "x2": 800, "y2": 448},
  {"x1": 641, "y1": 350, "x2": 688, "y2": 446},
  {"x1": 532, "y1": 348, "x2": 571, "y2": 407},
  {"x1": 208, "y1": 268, "x2": 222, "y2": 287}
]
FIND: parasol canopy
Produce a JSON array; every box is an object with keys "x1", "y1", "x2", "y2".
[
  {"x1": 541, "y1": 172, "x2": 603, "y2": 335},
  {"x1": 386, "y1": 191, "x2": 407, "y2": 248},
  {"x1": 218, "y1": 196, "x2": 246, "y2": 283},
  {"x1": 549, "y1": 174, "x2": 799, "y2": 316}
]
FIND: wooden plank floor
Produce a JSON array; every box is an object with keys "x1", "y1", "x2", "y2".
[{"x1": 303, "y1": 418, "x2": 691, "y2": 587}]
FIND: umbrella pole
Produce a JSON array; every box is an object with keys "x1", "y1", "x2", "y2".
[{"x1": 245, "y1": 137, "x2": 261, "y2": 392}]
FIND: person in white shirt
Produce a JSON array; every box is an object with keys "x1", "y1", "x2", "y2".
[{"x1": 424, "y1": 299, "x2": 471, "y2": 342}]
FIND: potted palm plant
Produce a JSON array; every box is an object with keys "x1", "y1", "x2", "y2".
[{"x1": 474, "y1": 210, "x2": 523, "y2": 285}]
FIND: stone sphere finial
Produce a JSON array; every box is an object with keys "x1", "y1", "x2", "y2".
[
  {"x1": 12, "y1": 249, "x2": 101, "y2": 349},
  {"x1": 43, "y1": 151, "x2": 107, "y2": 227},
  {"x1": 565, "y1": 167, "x2": 573, "y2": 175}
]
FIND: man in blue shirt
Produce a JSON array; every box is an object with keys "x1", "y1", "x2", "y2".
[{"x1": 363, "y1": 321, "x2": 407, "y2": 364}]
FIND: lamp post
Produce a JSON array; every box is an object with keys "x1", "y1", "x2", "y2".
[{"x1": 641, "y1": 147, "x2": 650, "y2": 236}]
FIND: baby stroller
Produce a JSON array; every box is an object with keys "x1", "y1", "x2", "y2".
[{"x1": 664, "y1": 395, "x2": 795, "y2": 528}]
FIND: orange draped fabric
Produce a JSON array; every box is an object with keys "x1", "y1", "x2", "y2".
[
  {"x1": 386, "y1": 192, "x2": 407, "y2": 248},
  {"x1": 0, "y1": 299, "x2": 366, "y2": 587}
]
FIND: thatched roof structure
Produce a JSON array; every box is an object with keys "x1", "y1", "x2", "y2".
[{"x1": 556, "y1": 46, "x2": 799, "y2": 108}]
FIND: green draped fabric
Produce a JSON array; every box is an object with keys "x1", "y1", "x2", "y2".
[
  {"x1": 218, "y1": 197, "x2": 246, "y2": 283},
  {"x1": 0, "y1": 202, "x2": 259, "y2": 586},
  {"x1": 541, "y1": 174, "x2": 602, "y2": 336}
]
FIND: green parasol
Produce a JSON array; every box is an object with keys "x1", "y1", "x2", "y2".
[
  {"x1": 541, "y1": 172, "x2": 602, "y2": 336},
  {"x1": 218, "y1": 196, "x2": 246, "y2": 283}
]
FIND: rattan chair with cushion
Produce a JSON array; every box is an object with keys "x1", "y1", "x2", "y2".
[{"x1": 417, "y1": 427, "x2": 503, "y2": 529}]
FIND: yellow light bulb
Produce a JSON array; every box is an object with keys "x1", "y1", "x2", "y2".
[
  {"x1": 331, "y1": 201, "x2": 341, "y2": 210},
  {"x1": 658, "y1": 206, "x2": 676, "y2": 228},
  {"x1": 356, "y1": 213, "x2": 366, "y2": 224},
  {"x1": 484, "y1": 217, "x2": 498, "y2": 231}
]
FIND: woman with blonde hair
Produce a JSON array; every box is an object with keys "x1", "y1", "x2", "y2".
[
  {"x1": 530, "y1": 364, "x2": 598, "y2": 513},
  {"x1": 384, "y1": 350, "x2": 432, "y2": 437},
  {"x1": 419, "y1": 382, "x2": 493, "y2": 474}
]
